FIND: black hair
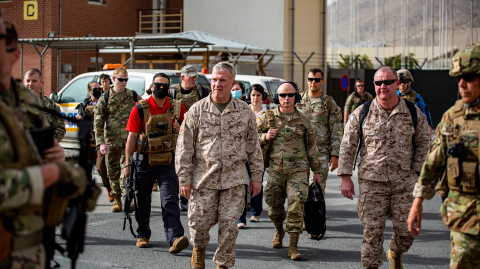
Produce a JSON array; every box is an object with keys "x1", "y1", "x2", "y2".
[
  {"x1": 4, "y1": 21, "x2": 17, "y2": 47},
  {"x1": 249, "y1": 84, "x2": 264, "y2": 96},
  {"x1": 147, "y1": 73, "x2": 170, "y2": 95},
  {"x1": 308, "y1": 68, "x2": 324, "y2": 78}
]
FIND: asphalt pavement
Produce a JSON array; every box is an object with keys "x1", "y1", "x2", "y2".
[{"x1": 53, "y1": 170, "x2": 451, "y2": 268}]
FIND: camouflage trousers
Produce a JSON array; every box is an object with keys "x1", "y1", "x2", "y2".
[
  {"x1": 450, "y1": 230, "x2": 480, "y2": 269},
  {"x1": 96, "y1": 147, "x2": 110, "y2": 189},
  {"x1": 308, "y1": 152, "x2": 330, "y2": 195},
  {"x1": 105, "y1": 143, "x2": 126, "y2": 197},
  {"x1": 265, "y1": 171, "x2": 308, "y2": 234},
  {"x1": 188, "y1": 184, "x2": 245, "y2": 268},
  {"x1": 358, "y1": 178, "x2": 415, "y2": 268}
]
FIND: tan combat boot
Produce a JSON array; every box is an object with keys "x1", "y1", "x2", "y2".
[
  {"x1": 288, "y1": 233, "x2": 303, "y2": 261},
  {"x1": 111, "y1": 196, "x2": 122, "y2": 212},
  {"x1": 216, "y1": 266, "x2": 228, "y2": 269},
  {"x1": 191, "y1": 247, "x2": 205, "y2": 269},
  {"x1": 271, "y1": 223, "x2": 285, "y2": 248},
  {"x1": 387, "y1": 249, "x2": 403, "y2": 269},
  {"x1": 152, "y1": 181, "x2": 159, "y2": 191}
]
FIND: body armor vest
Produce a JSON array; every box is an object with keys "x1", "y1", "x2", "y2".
[
  {"x1": 172, "y1": 84, "x2": 200, "y2": 111},
  {"x1": 136, "y1": 98, "x2": 180, "y2": 166},
  {"x1": 400, "y1": 89, "x2": 417, "y2": 105},
  {"x1": 445, "y1": 100, "x2": 480, "y2": 194}
]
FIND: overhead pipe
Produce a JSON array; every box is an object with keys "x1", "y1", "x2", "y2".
[{"x1": 291, "y1": 0, "x2": 295, "y2": 81}]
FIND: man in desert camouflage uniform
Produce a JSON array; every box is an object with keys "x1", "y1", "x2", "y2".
[
  {"x1": 258, "y1": 82, "x2": 322, "y2": 261},
  {"x1": 338, "y1": 66, "x2": 430, "y2": 269},
  {"x1": 344, "y1": 80, "x2": 374, "y2": 126},
  {"x1": 23, "y1": 68, "x2": 65, "y2": 142},
  {"x1": 94, "y1": 67, "x2": 141, "y2": 212},
  {"x1": 408, "y1": 44, "x2": 480, "y2": 269},
  {"x1": 176, "y1": 62, "x2": 263, "y2": 269},
  {"x1": 170, "y1": 65, "x2": 209, "y2": 210}
]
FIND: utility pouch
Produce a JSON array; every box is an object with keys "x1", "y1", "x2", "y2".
[
  {"x1": 447, "y1": 157, "x2": 460, "y2": 191},
  {"x1": 460, "y1": 162, "x2": 478, "y2": 193},
  {"x1": 136, "y1": 133, "x2": 147, "y2": 153},
  {"x1": 148, "y1": 151, "x2": 172, "y2": 166},
  {"x1": 148, "y1": 134, "x2": 174, "y2": 153}
]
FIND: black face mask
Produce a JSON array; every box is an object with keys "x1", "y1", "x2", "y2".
[
  {"x1": 152, "y1": 83, "x2": 169, "y2": 99},
  {"x1": 92, "y1": 88, "x2": 103, "y2": 99}
]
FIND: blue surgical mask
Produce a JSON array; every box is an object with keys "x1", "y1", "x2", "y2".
[{"x1": 231, "y1": 90, "x2": 242, "y2": 99}]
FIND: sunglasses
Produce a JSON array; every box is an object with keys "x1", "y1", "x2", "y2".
[
  {"x1": 399, "y1": 80, "x2": 410, "y2": 84},
  {"x1": 356, "y1": 84, "x2": 365, "y2": 87},
  {"x1": 374, "y1": 79, "x2": 397, "y2": 86},
  {"x1": 307, "y1": 78, "x2": 323, "y2": 83},
  {"x1": 456, "y1": 73, "x2": 479, "y2": 82},
  {"x1": 278, "y1": 93, "x2": 295, "y2": 98},
  {"x1": 89, "y1": 87, "x2": 102, "y2": 91},
  {"x1": 153, "y1": 82, "x2": 170, "y2": 89},
  {"x1": 114, "y1": 77, "x2": 128, "y2": 82}
]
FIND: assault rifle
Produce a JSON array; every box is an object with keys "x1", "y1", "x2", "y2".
[
  {"x1": 123, "y1": 152, "x2": 140, "y2": 238},
  {"x1": 33, "y1": 104, "x2": 99, "y2": 269}
]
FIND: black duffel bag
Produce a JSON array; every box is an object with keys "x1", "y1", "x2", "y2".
[{"x1": 304, "y1": 183, "x2": 326, "y2": 240}]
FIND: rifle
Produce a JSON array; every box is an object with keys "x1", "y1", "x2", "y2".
[
  {"x1": 123, "y1": 152, "x2": 141, "y2": 238},
  {"x1": 34, "y1": 104, "x2": 99, "y2": 269}
]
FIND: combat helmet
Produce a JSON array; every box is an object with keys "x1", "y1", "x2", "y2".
[
  {"x1": 450, "y1": 44, "x2": 480, "y2": 77},
  {"x1": 397, "y1": 69, "x2": 414, "y2": 82}
]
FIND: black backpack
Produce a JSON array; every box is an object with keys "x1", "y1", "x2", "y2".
[
  {"x1": 304, "y1": 183, "x2": 326, "y2": 240},
  {"x1": 353, "y1": 99, "x2": 418, "y2": 170}
]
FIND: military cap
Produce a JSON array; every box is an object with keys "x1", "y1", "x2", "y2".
[
  {"x1": 181, "y1": 65, "x2": 198, "y2": 77},
  {"x1": 450, "y1": 44, "x2": 480, "y2": 77},
  {"x1": 397, "y1": 69, "x2": 414, "y2": 82}
]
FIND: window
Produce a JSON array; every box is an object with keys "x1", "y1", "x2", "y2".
[
  {"x1": 58, "y1": 75, "x2": 145, "y2": 103},
  {"x1": 88, "y1": 0, "x2": 104, "y2": 5}
]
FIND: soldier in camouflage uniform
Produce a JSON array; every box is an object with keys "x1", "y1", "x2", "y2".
[
  {"x1": 170, "y1": 65, "x2": 209, "y2": 210},
  {"x1": 176, "y1": 62, "x2": 263, "y2": 269},
  {"x1": 408, "y1": 44, "x2": 480, "y2": 269},
  {"x1": 23, "y1": 68, "x2": 66, "y2": 142},
  {"x1": 344, "y1": 80, "x2": 374, "y2": 126},
  {"x1": 0, "y1": 18, "x2": 88, "y2": 269},
  {"x1": 338, "y1": 66, "x2": 430, "y2": 269},
  {"x1": 296, "y1": 68, "x2": 343, "y2": 197},
  {"x1": 258, "y1": 82, "x2": 322, "y2": 261},
  {"x1": 94, "y1": 67, "x2": 142, "y2": 212}
]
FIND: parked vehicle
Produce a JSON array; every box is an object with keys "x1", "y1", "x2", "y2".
[{"x1": 51, "y1": 69, "x2": 211, "y2": 151}]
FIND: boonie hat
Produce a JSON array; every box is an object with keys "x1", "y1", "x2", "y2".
[
  {"x1": 397, "y1": 69, "x2": 414, "y2": 82},
  {"x1": 181, "y1": 65, "x2": 198, "y2": 77},
  {"x1": 449, "y1": 44, "x2": 480, "y2": 77}
]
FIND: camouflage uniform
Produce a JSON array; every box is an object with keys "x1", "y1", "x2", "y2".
[
  {"x1": 296, "y1": 92, "x2": 343, "y2": 194},
  {"x1": 40, "y1": 94, "x2": 66, "y2": 142},
  {"x1": 337, "y1": 98, "x2": 430, "y2": 268},
  {"x1": 94, "y1": 88, "x2": 141, "y2": 197},
  {"x1": 412, "y1": 45, "x2": 480, "y2": 269},
  {"x1": 257, "y1": 107, "x2": 322, "y2": 233},
  {"x1": 344, "y1": 91, "x2": 374, "y2": 114},
  {"x1": 175, "y1": 97, "x2": 263, "y2": 268}
]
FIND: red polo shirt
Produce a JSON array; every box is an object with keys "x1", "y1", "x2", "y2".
[{"x1": 126, "y1": 96, "x2": 186, "y2": 134}]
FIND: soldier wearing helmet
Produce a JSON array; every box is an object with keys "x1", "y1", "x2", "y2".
[
  {"x1": 397, "y1": 69, "x2": 433, "y2": 133},
  {"x1": 408, "y1": 44, "x2": 480, "y2": 268}
]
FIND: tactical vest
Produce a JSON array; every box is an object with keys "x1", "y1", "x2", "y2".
[
  {"x1": 171, "y1": 84, "x2": 200, "y2": 111},
  {"x1": 0, "y1": 99, "x2": 42, "y2": 263},
  {"x1": 400, "y1": 89, "x2": 417, "y2": 105},
  {"x1": 135, "y1": 98, "x2": 181, "y2": 166},
  {"x1": 261, "y1": 110, "x2": 275, "y2": 169},
  {"x1": 444, "y1": 100, "x2": 480, "y2": 194},
  {"x1": 85, "y1": 104, "x2": 95, "y2": 118}
]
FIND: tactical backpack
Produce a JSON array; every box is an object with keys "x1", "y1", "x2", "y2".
[
  {"x1": 169, "y1": 83, "x2": 209, "y2": 100},
  {"x1": 104, "y1": 89, "x2": 139, "y2": 106},
  {"x1": 353, "y1": 99, "x2": 418, "y2": 170},
  {"x1": 261, "y1": 110, "x2": 276, "y2": 168},
  {"x1": 134, "y1": 98, "x2": 181, "y2": 166}
]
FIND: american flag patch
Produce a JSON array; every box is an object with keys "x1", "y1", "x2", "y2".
[{"x1": 256, "y1": 118, "x2": 263, "y2": 126}]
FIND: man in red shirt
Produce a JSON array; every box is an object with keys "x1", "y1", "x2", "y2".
[{"x1": 124, "y1": 73, "x2": 188, "y2": 252}]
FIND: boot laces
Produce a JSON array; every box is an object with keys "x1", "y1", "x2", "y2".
[{"x1": 195, "y1": 249, "x2": 204, "y2": 263}]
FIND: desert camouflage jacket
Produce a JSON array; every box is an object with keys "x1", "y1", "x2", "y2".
[
  {"x1": 257, "y1": 107, "x2": 322, "y2": 175},
  {"x1": 296, "y1": 92, "x2": 343, "y2": 156},
  {"x1": 175, "y1": 96, "x2": 263, "y2": 190},
  {"x1": 337, "y1": 98, "x2": 430, "y2": 181}
]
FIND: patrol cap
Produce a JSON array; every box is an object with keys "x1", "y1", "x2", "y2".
[
  {"x1": 449, "y1": 44, "x2": 480, "y2": 77},
  {"x1": 181, "y1": 65, "x2": 198, "y2": 77},
  {"x1": 397, "y1": 69, "x2": 414, "y2": 82}
]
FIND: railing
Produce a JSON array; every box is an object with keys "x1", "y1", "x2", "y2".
[{"x1": 138, "y1": 8, "x2": 183, "y2": 34}]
